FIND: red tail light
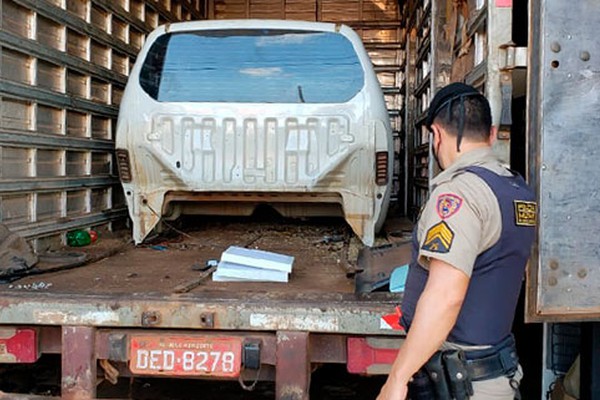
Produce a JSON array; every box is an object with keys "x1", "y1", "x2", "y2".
[
  {"x1": 347, "y1": 337, "x2": 400, "y2": 374},
  {"x1": 116, "y1": 149, "x2": 132, "y2": 183},
  {"x1": 0, "y1": 328, "x2": 39, "y2": 363},
  {"x1": 375, "y1": 151, "x2": 389, "y2": 186}
]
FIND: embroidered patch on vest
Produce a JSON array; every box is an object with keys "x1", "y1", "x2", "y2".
[
  {"x1": 436, "y1": 193, "x2": 463, "y2": 219},
  {"x1": 422, "y1": 221, "x2": 455, "y2": 253},
  {"x1": 514, "y1": 200, "x2": 537, "y2": 226}
]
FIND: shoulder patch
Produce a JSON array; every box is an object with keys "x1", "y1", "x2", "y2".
[
  {"x1": 514, "y1": 200, "x2": 537, "y2": 226},
  {"x1": 422, "y1": 221, "x2": 455, "y2": 254},
  {"x1": 436, "y1": 193, "x2": 463, "y2": 219}
]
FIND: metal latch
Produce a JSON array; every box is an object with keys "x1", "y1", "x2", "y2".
[
  {"x1": 499, "y1": 43, "x2": 528, "y2": 71},
  {"x1": 242, "y1": 339, "x2": 261, "y2": 370},
  {"x1": 497, "y1": 43, "x2": 528, "y2": 135}
]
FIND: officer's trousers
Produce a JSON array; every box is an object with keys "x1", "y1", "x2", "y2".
[{"x1": 470, "y1": 365, "x2": 523, "y2": 400}]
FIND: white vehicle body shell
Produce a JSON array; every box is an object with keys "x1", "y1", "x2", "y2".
[{"x1": 116, "y1": 19, "x2": 393, "y2": 246}]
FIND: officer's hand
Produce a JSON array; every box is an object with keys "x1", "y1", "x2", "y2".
[{"x1": 376, "y1": 375, "x2": 408, "y2": 400}]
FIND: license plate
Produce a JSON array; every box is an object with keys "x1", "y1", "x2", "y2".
[{"x1": 129, "y1": 335, "x2": 243, "y2": 377}]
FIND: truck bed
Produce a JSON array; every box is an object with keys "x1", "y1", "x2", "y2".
[{"x1": 0, "y1": 218, "x2": 410, "y2": 335}]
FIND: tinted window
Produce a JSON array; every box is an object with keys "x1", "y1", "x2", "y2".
[{"x1": 139, "y1": 29, "x2": 364, "y2": 103}]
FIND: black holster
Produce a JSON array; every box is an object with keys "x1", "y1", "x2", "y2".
[
  {"x1": 407, "y1": 349, "x2": 473, "y2": 400},
  {"x1": 408, "y1": 335, "x2": 519, "y2": 399},
  {"x1": 443, "y1": 350, "x2": 474, "y2": 400},
  {"x1": 407, "y1": 369, "x2": 436, "y2": 400}
]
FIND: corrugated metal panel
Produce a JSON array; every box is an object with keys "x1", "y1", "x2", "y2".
[
  {"x1": 527, "y1": 0, "x2": 600, "y2": 321},
  {"x1": 0, "y1": 0, "x2": 204, "y2": 247}
]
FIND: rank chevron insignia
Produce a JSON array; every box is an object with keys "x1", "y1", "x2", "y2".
[{"x1": 421, "y1": 221, "x2": 454, "y2": 253}]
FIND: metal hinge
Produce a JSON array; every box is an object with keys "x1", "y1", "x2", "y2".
[
  {"x1": 499, "y1": 43, "x2": 528, "y2": 71},
  {"x1": 496, "y1": 43, "x2": 528, "y2": 134}
]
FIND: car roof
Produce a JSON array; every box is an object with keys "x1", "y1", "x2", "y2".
[{"x1": 159, "y1": 19, "x2": 340, "y2": 34}]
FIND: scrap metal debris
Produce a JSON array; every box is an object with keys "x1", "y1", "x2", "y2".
[
  {"x1": 191, "y1": 259, "x2": 218, "y2": 271},
  {"x1": 0, "y1": 239, "x2": 132, "y2": 283},
  {"x1": 314, "y1": 234, "x2": 345, "y2": 244},
  {"x1": 173, "y1": 265, "x2": 217, "y2": 294},
  {"x1": 99, "y1": 359, "x2": 120, "y2": 385},
  {"x1": 0, "y1": 224, "x2": 38, "y2": 277}
]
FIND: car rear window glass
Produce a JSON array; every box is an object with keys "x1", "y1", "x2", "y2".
[{"x1": 139, "y1": 29, "x2": 364, "y2": 103}]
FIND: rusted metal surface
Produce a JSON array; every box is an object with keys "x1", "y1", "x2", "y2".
[
  {"x1": 0, "y1": 221, "x2": 404, "y2": 335},
  {"x1": 39, "y1": 326, "x2": 61, "y2": 354},
  {"x1": 172, "y1": 266, "x2": 217, "y2": 294},
  {"x1": 355, "y1": 240, "x2": 412, "y2": 293},
  {"x1": 526, "y1": 0, "x2": 600, "y2": 322},
  {"x1": 106, "y1": 361, "x2": 278, "y2": 382},
  {"x1": 198, "y1": 312, "x2": 215, "y2": 328},
  {"x1": 140, "y1": 311, "x2": 161, "y2": 327},
  {"x1": 310, "y1": 334, "x2": 347, "y2": 363},
  {"x1": 95, "y1": 329, "x2": 278, "y2": 366},
  {"x1": 62, "y1": 326, "x2": 96, "y2": 400},
  {"x1": 106, "y1": 333, "x2": 128, "y2": 362},
  {"x1": 276, "y1": 331, "x2": 310, "y2": 400},
  {"x1": 0, "y1": 394, "x2": 60, "y2": 399},
  {"x1": 0, "y1": 291, "x2": 400, "y2": 335}
]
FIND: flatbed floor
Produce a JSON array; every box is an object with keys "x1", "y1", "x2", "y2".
[
  {"x1": 0, "y1": 218, "x2": 411, "y2": 334},
  {"x1": 11, "y1": 220, "x2": 358, "y2": 296}
]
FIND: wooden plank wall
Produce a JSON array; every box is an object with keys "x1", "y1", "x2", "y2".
[
  {"x1": 213, "y1": 0, "x2": 399, "y2": 22},
  {"x1": 0, "y1": 0, "x2": 204, "y2": 249}
]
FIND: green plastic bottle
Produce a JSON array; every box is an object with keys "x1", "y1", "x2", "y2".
[{"x1": 66, "y1": 230, "x2": 91, "y2": 247}]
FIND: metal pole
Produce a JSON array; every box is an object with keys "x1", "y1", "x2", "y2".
[
  {"x1": 276, "y1": 331, "x2": 310, "y2": 400},
  {"x1": 62, "y1": 326, "x2": 97, "y2": 400}
]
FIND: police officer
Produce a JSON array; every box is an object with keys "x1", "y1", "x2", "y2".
[{"x1": 377, "y1": 83, "x2": 536, "y2": 400}]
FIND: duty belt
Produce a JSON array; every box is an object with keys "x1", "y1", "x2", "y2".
[
  {"x1": 463, "y1": 334, "x2": 519, "y2": 381},
  {"x1": 408, "y1": 335, "x2": 519, "y2": 400}
]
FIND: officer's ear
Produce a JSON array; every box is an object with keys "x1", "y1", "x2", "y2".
[
  {"x1": 430, "y1": 124, "x2": 442, "y2": 143},
  {"x1": 488, "y1": 126, "x2": 498, "y2": 145}
]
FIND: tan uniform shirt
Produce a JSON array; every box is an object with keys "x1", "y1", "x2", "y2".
[{"x1": 417, "y1": 147, "x2": 512, "y2": 276}]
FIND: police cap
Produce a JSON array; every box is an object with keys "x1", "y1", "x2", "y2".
[{"x1": 425, "y1": 82, "x2": 484, "y2": 151}]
